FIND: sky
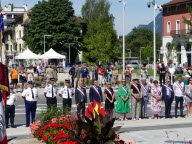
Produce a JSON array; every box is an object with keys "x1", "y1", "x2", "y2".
[{"x1": 2, "y1": 0, "x2": 170, "y2": 35}]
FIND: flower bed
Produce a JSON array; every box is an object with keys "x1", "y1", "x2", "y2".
[{"x1": 31, "y1": 101, "x2": 129, "y2": 144}]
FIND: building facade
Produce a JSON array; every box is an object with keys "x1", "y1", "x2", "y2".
[{"x1": 162, "y1": 0, "x2": 192, "y2": 66}]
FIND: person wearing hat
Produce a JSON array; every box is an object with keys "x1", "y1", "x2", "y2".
[
  {"x1": 115, "y1": 79, "x2": 130, "y2": 121},
  {"x1": 130, "y1": 77, "x2": 142, "y2": 120},
  {"x1": 104, "y1": 83, "x2": 115, "y2": 119},
  {"x1": 162, "y1": 79, "x2": 174, "y2": 118},
  {"x1": 59, "y1": 79, "x2": 74, "y2": 111},
  {"x1": 183, "y1": 74, "x2": 190, "y2": 85},
  {"x1": 75, "y1": 81, "x2": 87, "y2": 117},
  {"x1": 44, "y1": 78, "x2": 58, "y2": 110},
  {"x1": 5, "y1": 85, "x2": 17, "y2": 128},
  {"x1": 89, "y1": 80, "x2": 103, "y2": 104},
  {"x1": 22, "y1": 81, "x2": 38, "y2": 127}
]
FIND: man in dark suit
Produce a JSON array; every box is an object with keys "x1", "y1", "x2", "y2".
[
  {"x1": 162, "y1": 79, "x2": 174, "y2": 118},
  {"x1": 75, "y1": 81, "x2": 87, "y2": 117},
  {"x1": 89, "y1": 80, "x2": 103, "y2": 104}
]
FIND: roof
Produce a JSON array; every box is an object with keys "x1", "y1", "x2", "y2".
[
  {"x1": 162, "y1": 0, "x2": 190, "y2": 7},
  {"x1": 74, "y1": 17, "x2": 86, "y2": 24}
]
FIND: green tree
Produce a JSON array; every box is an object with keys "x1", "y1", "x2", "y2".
[
  {"x1": 82, "y1": 0, "x2": 119, "y2": 63},
  {"x1": 23, "y1": 0, "x2": 82, "y2": 60},
  {"x1": 83, "y1": 16, "x2": 119, "y2": 63},
  {"x1": 125, "y1": 28, "x2": 162, "y2": 62}
]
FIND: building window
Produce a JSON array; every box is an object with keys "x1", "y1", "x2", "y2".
[
  {"x1": 167, "y1": 7, "x2": 170, "y2": 13},
  {"x1": 19, "y1": 30, "x2": 21, "y2": 38},
  {"x1": 186, "y1": 20, "x2": 191, "y2": 34},
  {"x1": 167, "y1": 22, "x2": 171, "y2": 33},
  {"x1": 10, "y1": 45, "x2": 12, "y2": 52},
  {"x1": 176, "y1": 20, "x2": 180, "y2": 34},
  {"x1": 176, "y1": 5, "x2": 181, "y2": 12},
  {"x1": 19, "y1": 44, "x2": 22, "y2": 51}
]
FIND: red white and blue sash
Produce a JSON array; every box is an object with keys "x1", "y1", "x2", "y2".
[
  {"x1": 132, "y1": 84, "x2": 140, "y2": 94},
  {"x1": 92, "y1": 86, "x2": 100, "y2": 96},
  {"x1": 105, "y1": 88, "x2": 113, "y2": 97},
  {"x1": 151, "y1": 86, "x2": 161, "y2": 96},
  {"x1": 140, "y1": 84, "x2": 148, "y2": 94},
  {"x1": 121, "y1": 86, "x2": 128, "y2": 94},
  {"x1": 176, "y1": 82, "x2": 183, "y2": 93},
  {"x1": 77, "y1": 87, "x2": 85, "y2": 96},
  {"x1": 163, "y1": 85, "x2": 174, "y2": 93}
]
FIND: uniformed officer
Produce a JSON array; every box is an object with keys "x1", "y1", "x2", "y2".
[
  {"x1": 75, "y1": 81, "x2": 87, "y2": 117},
  {"x1": 5, "y1": 85, "x2": 17, "y2": 128},
  {"x1": 44, "y1": 78, "x2": 58, "y2": 110},
  {"x1": 22, "y1": 81, "x2": 38, "y2": 127},
  {"x1": 59, "y1": 79, "x2": 74, "y2": 111}
]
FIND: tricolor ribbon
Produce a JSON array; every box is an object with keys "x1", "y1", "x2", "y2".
[{"x1": 132, "y1": 84, "x2": 141, "y2": 94}]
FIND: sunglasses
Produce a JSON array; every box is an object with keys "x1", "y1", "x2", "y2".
[{"x1": 167, "y1": 81, "x2": 171, "y2": 82}]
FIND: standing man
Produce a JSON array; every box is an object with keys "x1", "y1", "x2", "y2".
[
  {"x1": 26, "y1": 66, "x2": 34, "y2": 82},
  {"x1": 130, "y1": 77, "x2": 142, "y2": 120},
  {"x1": 37, "y1": 65, "x2": 45, "y2": 88},
  {"x1": 59, "y1": 79, "x2": 74, "y2": 111},
  {"x1": 140, "y1": 78, "x2": 149, "y2": 118},
  {"x1": 69, "y1": 65, "x2": 76, "y2": 87},
  {"x1": 5, "y1": 85, "x2": 17, "y2": 128},
  {"x1": 44, "y1": 78, "x2": 58, "y2": 110},
  {"x1": 75, "y1": 65, "x2": 81, "y2": 88},
  {"x1": 10, "y1": 65, "x2": 19, "y2": 89},
  {"x1": 89, "y1": 80, "x2": 103, "y2": 104},
  {"x1": 98, "y1": 65, "x2": 104, "y2": 87},
  {"x1": 22, "y1": 81, "x2": 38, "y2": 127},
  {"x1": 173, "y1": 76, "x2": 185, "y2": 118},
  {"x1": 46, "y1": 65, "x2": 54, "y2": 83},
  {"x1": 168, "y1": 65, "x2": 175, "y2": 84},
  {"x1": 75, "y1": 81, "x2": 87, "y2": 117},
  {"x1": 162, "y1": 79, "x2": 174, "y2": 118},
  {"x1": 81, "y1": 64, "x2": 89, "y2": 88}
]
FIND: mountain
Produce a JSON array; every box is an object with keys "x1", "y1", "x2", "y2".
[{"x1": 128, "y1": 12, "x2": 162, "y2": 37}]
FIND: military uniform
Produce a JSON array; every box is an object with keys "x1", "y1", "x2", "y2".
[
  {"x1": 44, "y1": 83, "x2": 58, "y2": 110},
  {"x1": 5, "y1": 90, "x2": 17, "y2": 128},
  {"x1": 22, "y1": 82, "x2": 38, "y2": 127}
]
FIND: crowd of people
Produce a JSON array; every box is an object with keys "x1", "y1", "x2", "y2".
[{"x1": 5, "y1": 62, "x2": 192, "y2": 128}]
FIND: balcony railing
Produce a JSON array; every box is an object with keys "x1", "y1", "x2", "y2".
[{"x1": 171, "y1": 29, "x2": 192, "y2": 36}]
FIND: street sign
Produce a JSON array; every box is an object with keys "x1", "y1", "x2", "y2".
[{"x1": 9, "y1": 56, "x2": 13, "y2": 60}]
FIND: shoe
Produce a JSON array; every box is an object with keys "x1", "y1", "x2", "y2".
[
  {"x1": 26, "y1": 125, "x2": 30, "y2": 127},
  {"x1": 180, "y1": 115, "x2": 185, "y2": 118},
  {"x1": 11, "y1": 125, "x2": 16, "y2": 128},
  {"x1": 132, "y1": 118, "x2": 136, "y2": 121},
  {"x1": 136, "y1": 118, "x2": 141, "y2": 120},
  {"x1": 6, "y1": 125, "x2": 9, "y2": 128}
]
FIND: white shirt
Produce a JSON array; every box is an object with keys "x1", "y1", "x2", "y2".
[
  {"x1": 7, "y1": 92, "x2": 17, "y2": 105},
  {"x1": 44, "y1": 84, "x2": 58, "y2": 98},
  {"x1": 173, "y1": 81, "x2": 184, "y2": 97},
  {"x1": 59, "y1": 85, "x2": 74, "y2": 99},
  {"x1": 168, "y1": 67, "x2": 175, "y2": 76},
  {"x1": 22, "y1": 87, "x2": 38, "y2": 102}
]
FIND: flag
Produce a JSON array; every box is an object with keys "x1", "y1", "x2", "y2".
[{"x1": 0, "y1": 64, "x2": 8, "y2": 144}]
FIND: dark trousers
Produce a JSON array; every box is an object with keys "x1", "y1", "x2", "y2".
[
  {"x1": 159, "y1": 74, "x2": 165, "y2": 86},
  {"x1": 63, "y1": 98, "x2": 72, "y2": 111},
  {"x1": 169, "y1": 76, "x2": 175, "y2": 83},
  {"x1": 71, "y1": 76, "x2": 75, "y2": 87},
  {"x1": 165, "y1": 99, "x2": 172, "y2": 117},
  {"x1": 46, "y1": 97, "x2": 57, "y2": 110},
  {"x1": 5, "y1": 105, "x2": 15, "y2": 126},
  {"x1": 175, "y1": 96, "x2": 184, "y2": 117},
  {"x1": 25, "y1": 101, "x2": 37, "y2": 126},
  {"x1": 77, "y1": 102, "x2": 85, "y2": 117}
]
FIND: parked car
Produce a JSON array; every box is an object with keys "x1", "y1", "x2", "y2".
[{"x1": 131, "y1": 62, "x2": 139, "y2": 69}]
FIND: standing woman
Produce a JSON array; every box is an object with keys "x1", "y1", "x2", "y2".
[
  {"x1": 115, "y1": 80, "x2": 130, "y2": 121},
  {"x1": 185, "y1": 77, "x2": 192, "y2": 117},
  {"x1": 104, "y1": 83, "x2": 115, "y2": 119},
  {"x1": 19, "y1": 68, "x2": 27, "y2": 91},
  {"x1": 150, "y1": 80, "x2": 162, "y2": 119}
]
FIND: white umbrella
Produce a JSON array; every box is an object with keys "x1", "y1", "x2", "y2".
[
  {"x1": 15, "y1": 48, "x2": 40, "y2": 59},
  {"x1": 40, "y1": 48, "x2": 66, "y2": 59}
]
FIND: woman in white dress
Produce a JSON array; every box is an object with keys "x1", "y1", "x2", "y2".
[
  {"x1": 150, "y1": 80, "x2": 162, "y2": 119},
  {"x1": 185, "y1": 77, "x2": 192, "y2": 117}
]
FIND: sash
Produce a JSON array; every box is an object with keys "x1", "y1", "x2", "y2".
[
  {"x1": 121, "y1": 86, "x2": 128, "y2": 94},
  {"x1": 92, "y1": 86, "x2": 101, "y2": 97},
  {"x1": 176, "y1": 82, "x2": 183, "y2": 93},
  {"x1": 140, "y1": 84, "x2": 148, "y2": 94},
  {"x1": 151, "y1": 86, "x2": 161, "y2": 96},
  {"x1": 105, "y1": 88, "x2": 113, "y2": 97},
  {"x1": 77, "y1": 87, "x2": 85, "y2": 96},
  {"x1": 132, "y1": 84, "x2": 140, "y2": 94},
  {"x1": 163, "y1": 85, "x2": 174, "y2": 93}
]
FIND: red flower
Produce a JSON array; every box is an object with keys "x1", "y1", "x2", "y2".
[
  {"x1": 50, "y1": 132, "x2": 55, "y2": 136},
  {"x1": 42, "y1": 136, "x2": 48, "y2": 141},
  {"x1": 52, "y1": 138, "x2": 59, "y2": 142}
]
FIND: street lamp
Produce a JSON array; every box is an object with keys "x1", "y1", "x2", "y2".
[
  {"x1": 119, "y1": 0, "x2": 126, "y2": 79},
  {"x1": 44, "y1": 35, "x2": 52, "y2": 54},
  {"x1": 140, "y1": 47, "x2": 145, "y2": 67},
  {"x1": 127, "y1": 49, "x2": 132, "y2": 58},
  {"x1": 147, "y1": 0, "x2": 162, "y2": 80},
  {"x1": 65, "y1": 43, "x2": 75, "y2": 63}
]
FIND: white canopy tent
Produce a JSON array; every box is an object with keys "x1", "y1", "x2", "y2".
[
  {"x1": 40, "y1": 48, "x2": 66, "y2": 59},
  {"x1": 15, "y1": 48, "x2": 40, "y2": 59}
]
